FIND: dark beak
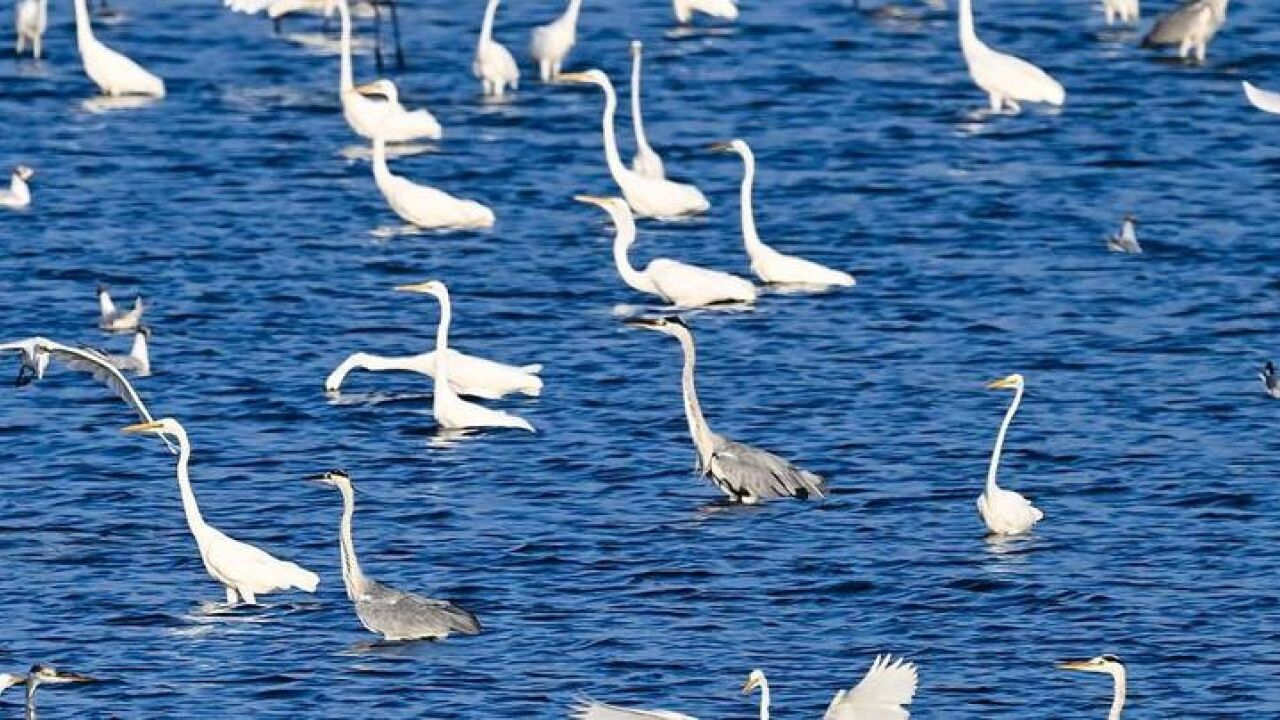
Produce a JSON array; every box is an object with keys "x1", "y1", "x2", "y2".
[{"x1": 624, "y1": 317, "x2": 662, "y2": 329}]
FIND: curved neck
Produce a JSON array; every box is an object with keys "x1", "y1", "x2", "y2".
[
  {"x1": 631, "y1": 51, "x2": 655, "y2": 155},
  {"x1": 1109, "y1": 667, "x2": 1127, "y2": 720},
  {"x1": 674, "y1": 329, "x2": 715, "y2": 466},
  {"x1": 98, "y1": 292, "x2": 116, "y2": 317},
  {"x1": 563, "y1": 0, "x2": 583, "y2": 22},
  {"x1": 735, "y1": 148, "x2": 767, "y2": 256},
  {"x1": 72, "y1": 0, "x2": 92, "y2": 45},
  {"x1": 958, "y1": 0, "x2": 981, "y2": 53},
  {"x1": 371, "y1": 138, "x2": 392, "y2": 185},
  {"x1": 593, "y1": 79, "x2": 628, "y2": 182},
  {"x1": 609, "y1": 211, "x2": 657, "y2": 294},
  {"x1": 337, "y1": 0, "x2": 353, "y2": 92},
  {"x1": 337, "y1": 483, "x2": 366, "y2": 599},
  {"x1": 479, "y1": 0, "x2": 499, "y2": 45},
  {"x1": 24, "y1": 683, "x2": 35, "y2": 720},
  {"x1": 432, "y1": 291, "x2": 455, "y2": 400},
  {"x1": 131, "y1": 332, "x2": 148, "y2": 363},
  {"x1": 172, "y1": 427, "x2": 207, "y2": 534},
  {"x1": 987, "y1": 385, "x2": 1022, "y2": 493},
  {"x1": 756, "y1": 678, "x2": 771, "y2": 720}
]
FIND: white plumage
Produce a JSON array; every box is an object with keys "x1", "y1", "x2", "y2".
[
  {"x1": 824, "y1": 655, "x2": 920, "y2": 720},
  {"x1": 530, "y1": 0, "x2": 582, "y2": 82},
  {"x1": 325, "y1": 351, "x2": 542, "y2": 399},
  {"x1": 1243, "y1": 81, "x2": 1280, "y2": 115},
  {"x1": 0, "y1": 166, "x2": 33, "y2": 210},
  {"x1": 1102, "y1": 0, "x2": 1139, "y2": 25},
  {"x1": 570, "y1": 700, "x2": 697, "y2": 720},
  {"x1": 958, "y1": 0, "x2": 1063, "y2": 113},
  {"x1": 73, "y1": 0, "x2": 165, "y2": 97},
  {"x1": 14, "y1": 0, "x2": 47, "y2": 59},
  {"x1": 673, "y1": 0, "x2": 738, "y2": 24},
  {"x1": 978, "y1": 374, "x2": 1045, "y2": 536},
  {"x1": 474, "y1": 0, "x2": 520, "y2": 97},
  {"x1": 97, "y1": 285, "x2": 145, "y2": 331},
  {"x1": 629, "y1": 41, "x2": 666, "y2": 181},
  {"x1": 370, "y1": 137, "x2": 495, "y2": 230}
]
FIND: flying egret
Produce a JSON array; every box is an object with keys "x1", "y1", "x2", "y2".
[
  {"x1": 474, "y1": 0, "x2": 519, "y2": 97},
  {"x1": 0, "y1": 166, "x2": 33, "y2": 210},
  {"x1": 560, "y1": 70, "x2": 710, "y2": 219},
  {"x1": 629, "y1": 41, "x2": 666, "y2": 180},
  {"x1": 394, "y1": 282, "x2": 535, "y2": 432},
  {"x1": 309, "y1": 470, "x2": 482, "y2": 641},
  {"x1": 122, "y1": 418, "x2": 321, "y2": 604},
  {"x1": 1059, "y1": 655, "x2": 1126, "y2": 720},
  {"x1": 1259, "y1": 362, "x2": 1280, "y2": 399},
  {"x1": 326, "y1": 351, "x2": 542, "y2": 399},
  {"x1": 72, "y1": 0, "x2": 165, "y2": 97},
  {"x1": 23, "y1": 665, "x2": 94, "y2": 719},
  {"x1": 712, "y1": 140, "x2": 855, "y2": 288},
  {"x1": 1106, "y1": 215, "x2": 1140, "y2": 254},
  {"x1": 1141, "y1": 0, "x2": 1227, "y2": 62},
  {"x1": 740, "y1": 657, "x2": 918, "y2": 720},
  {"x1": 577, "y1": 196, "x2": 756, "y2": 307},
  {"x1": 530, "y1": 0, "x2": 582, "y2": 82},
  {"x1": 673, "y1": 0, "x2": 738, "y2": 24},
  {"x1": 1242, "y1": 81, "x2": 1280, "y2": 114},
  {"x1": 1102, "y1": 0, "x2": 1139, "y2": 25},
  {"x1": 627, "y1": 316, "x2": 824, "y2": 503},
  {"x1": 957, "y1": 0, "x2": 1064, "y2": 113},
  {"x1": 97, "y1": 285, "x2": 144, "y2": 331},
  {"x1": 14, "y1": 0, "x2": 47, "y2": 59},
  {"x1": 105, "y1": 326, "x2": 151, "y2": 376},
  {"x1": 979, "y1": 374, "x2": 1044, "y2": 536},
  {"x1": 370, "y1": 137, "x2": 495, "y2": 230}
]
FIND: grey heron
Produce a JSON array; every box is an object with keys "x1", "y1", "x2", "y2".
[
  {"x1": 0, "y1": 166, "x2": 34, "y2": 210},
  {"x1": 625, "y1": 316, "x2": 826, "y2": 503},
  {"x1": 97, "y1": 285, "x2": 144, "y2": 331},
  {"x1": 1141, "y1": 0, "x2": 1228, "y2": 62},
  {"x1": 1260, "y1": 362, "x2": 1280, "y2": 399},
  {"x1": 22, "y1": 664, "x2": 94, "y2": 720},
  {"x1": 308, "y1": 470, "x2": 482, "y2": 642},
  {"x1": 1106, "y1": 215, "x2": 1141, "y2": 254},
  {"x1": 1059, "y1": 655, "x2": 1126, "y2": 719}
]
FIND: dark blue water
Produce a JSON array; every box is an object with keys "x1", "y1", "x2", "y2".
[{"x1": 4, "y1": 0, "x2": 1280, "y2": 716}]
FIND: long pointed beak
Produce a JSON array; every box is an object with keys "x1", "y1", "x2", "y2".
[
  {"x1": 1056, "y1": 659, "x2": 1093, "y2": 672},
  {"x1": 557, "y1": 72, "x2": 592, "y2": 83},
  {"x1": 394, "y1": 283, "x2": 432, "y2": 293},
  {"x1": 624, "y1": 317, "x2": 661, "y2": 329},
  {"x1": 47, "y1": 671, "x2": 94, "y2": 684},
  {"x1": 740, "y1": 678, "x2": 756, "y2": 694},
  {"x1": 122, "y1": 421, "x2": 162, "y2": 435},
  {"x1": 574, "y1": 195, "x2": 607, "y2": 207},
  {"x1": 986, "y1": 378, "x2": 1014, "y2": 390},
  {"x1": 709, "y1": 142, "x2": 735, "y2": 153}
]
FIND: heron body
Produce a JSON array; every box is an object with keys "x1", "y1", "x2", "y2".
[
  {"x1": 1102, "y1": 0, "x2": 1139, "y2": 25},
  {"x1": 474, "y1": 0, "x2": 519, "y2": 97},
  {"x1": 106, "y1": 326, "x2": 151, "y2": 376},
  {"x1": 325, "y1": 350, "x2": 542, "y2": 399},
  {"x1": 1059, "y1": 655, "x2": 1126, "y2": 720},
  {"x1": 1106, "y1": 215, "x2": 1140, "y2": 254},
  {"x1": 0, "y1": 166, "x2": 34, "y2": 210},
  {"x1": 673, "y1": 0, "x2": 738, "y2": 24},
  {"x1": 122, "y1": 418, "x2": 320, "y2": 605},
  {"x1": 561, "y1": 70, "x2": 709, "y2": 219},
  {"x1": 311, "y1": 470, "x2": 482, "y2": 642},
  {"x1": 530, "y1": 0, "x2": 582, "y2": 82},
  {"x1": 958, "y1": 0, "x2": 1064, "y2": 113},
  {"x1": 978, "y1": 374, "x2": 1044, "y2": 536},
  {"x1": 579, "y1": 196, "x2": 756, "y2": 307},
  {"x1": 98, "y1": 285, "x2": 144, "y2": 331},
  {"x1": 1260, "y1": 362, "x2": 1280, "y2": 399},
  {"x1": 14, "y1": 0, "x2": 47, "y2": 59},
  {"x1": 371, "y1": 137, "x2": 495, "y2": 229},
  {"x1": 1242, "y1": 81, "x2": 1280, "y2": 114},
  {"x1": 629, "y1": 41, "x2": 666, "y2": 180},
  {"x1": 1141, "y1": 0, "x2": 1227, "y2": 62},
  {"x1": 73, "y1": 0, "x2": 165, "y2": 97}
]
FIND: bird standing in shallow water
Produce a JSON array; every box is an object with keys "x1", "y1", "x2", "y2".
[
  {"x1": 529, "y1": 0, "x2": 582, "y2": 83},
  {"x1": 978, "y1": 374, "x2": 1044, "y2": 536},
  {"x1": 1142, "y1": 0, "x2": 1228, "y2": 63},
  {"x1": 14, "y1": 0, "x2": 47, "y2": 59},
  {"x1": 474, "y1": 0, "x2": 519, "y2": 97},
  {"x1": 1106, "y1": 215, "x2": 1141, "y2": 254},
  {"x1": 1102, "y1": 0, "x2": 1139, "y2": 26},
  {"x1": 957, "y1": 0, "x2": 1065, "y2": 113}
]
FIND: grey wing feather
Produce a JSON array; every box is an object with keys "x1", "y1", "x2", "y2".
[
  {"x1": 709, "y1": 437, "x2": 826, "y2": 501},
  {"x1": 569, "y1": 699, "x2": 698, "y2": 720},
  {"x1": 358, "y1": 581, "x2": 481, "y2": 640}
]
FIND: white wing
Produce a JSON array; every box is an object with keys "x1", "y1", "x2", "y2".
[
  {"x1": 41, "y1": 342, "x2": 156, "y2": 423},
  {"x1": 223, "y1": 0, "x2": 279, "y2": 14},
  {"x1": 824, "y1": 655, "x2": 919, "y2": 720},
  {"x1": 200, "y1": 525, "x2": 319, "y2": 594},
  {"x1": 969, "y1": 48, "x2": 1064, "y2": 105},
  {"x1": 570, "y1": 699, "x2": 697, "y2": 720},
  {"x1": 1243, "y1": 82, "x2": 1280, "y2": 115},
  {"x1": 647, "y1": 259, "x2": 756, "y2": 306}
]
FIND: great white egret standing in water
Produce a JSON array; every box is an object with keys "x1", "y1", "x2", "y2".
[
  {"x1": 629, "y1": 41, "x2": 665, "y2": 180},
  {"x1": 474, "y1": 0, "x2": 519, "y2": 97},
  {"x1": 0, "y1": 166, "x2": 33, "y2": 210},
  {"x1": 713, "y1": 139, "x2": 855, "y2": 288},
  {"x1": 529, "y1": 0, "x2": 582, "y2": 82},
  {"x1": 309, "y1": 470, "x2": 482, "y2": 641},
  {"x1": 979, "y1": 374, "x2": 1044, "y2": 536},
  {"x1": 957, "y1": 0, "x2": 1064, "y2": 113},
  {"x1": 122, "y1": 418, "x2": 321, "y2": 604},
  {"x1": 673, "y1": 0, "x2": 738, "y2": 24},
  {"x1": 98, "y1": 285, "x2": 144, "y2": 331},
  {"x1": 1106, "y1": 215, "x2": 1140, "y2": 254},
  {"x1": 1141, "y1": 0, "x2": 1227, "y2": 62},
  {"x1": 1059, "y1": 655, "x2": 1127, "y2": 719},
  {"x1": 578, "y1": 196, "x2": 756, "y2": 307},
  {"x1": 14, "y1": 0, "x2": 47, "y2": 59},
  {"x1": 72, "y1": 0, "x2": 165, "y2": 97},
  {"x1": 1102, "y1": 0, "x2": 1138, "y2": 25},
  {"x1": 560, "y1": 70, "x2": 710, "y2": 219},
  {"x1": 1242, "y1": 81, "x2": 1280, "y2": 114},
  {"x1": 395, "y1": 281, "x2": 535, "y2": 432},
  {"x1": 370, "y1": 137, "x2": 495, "y2": 230}
]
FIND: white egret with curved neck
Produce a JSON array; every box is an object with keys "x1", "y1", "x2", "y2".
[
  {"x1": 370, "y1": 137, "x2": 495, "y2": 230},
  {"x1": 122, "y1": 418, "x2": 320, "y2": 604},
  {"x1": 741, "y1": 656, "x2": 918, "y2": 720},
  {"x1": 395, "y1": 281, "x2": 534, "y2": 432},
  {"x1": 1243, "y1": 81, "x2": 1280, "y2": 114},
  {"x1": 1141, "y1": 0, "x2": 1227, "y2": 62},
  {"x1": 957, "y1": 0, "x2": 1063, "y2": 113},
  {"x1": 673, "y1": 0, "x2": 738, "y2": 24},
  {"x1": 14, "y1": 0, "x2": 47, "y2": 59},
  {"x1": 1102, "y1": 0, "x2": 1139, "y2": 25},
  {"x1": 629, "y1": 41, "x2": 665, "y2": 180},
  {"x1": 1059, "y1": 655, "x2": 1126, "y2": 720},
  {"x1": 713, "y1": 139, "x2": 855, "y2": 288},
  {"x1": 72, "y1": 0, "x2": 165, "y2": 97},
  {"x1": 979, "y1": 374, "x2": 1044, "y2": 535},
  {"x1": 474, "y1": 0, "x2": 519, "y2": 97},
  {"x1": 560, "y1": 70, "x2": 709, "y2": 219},
  {"x1": 0, "y1": 166, "x2": 33, "y2": 210},
  {"x1": 578, "y1": 196, "x2": 755, "y2": 307},
  {"x1": 530, "y1": 0, "x2": 582, "y2": 82}
]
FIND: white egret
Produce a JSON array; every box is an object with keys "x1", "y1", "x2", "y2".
[
  {"x1": 122, "y1": 418, "x2": 320, "y2": 604},
  {"x1": 979, "y1": 374, "x2": 1044, "y2": 536},
  {"x1": 560, "y1": 70, "x2": 710, "y2": 219},
  {"x1": 529, "y1": 0, "x2": 582, "y2": 82},
  {"x1": 22, "y1": 665, "x2": 94, "y2": 719},
  {"x1": 309, "y1": 470, "x2": 482, "y2": 641},
  {"x1": 1059, "y1": 655, "x2": 1126, "y2": 719},
  {"x1": 0, "y1": 166, "x2": 33, "y2": 210},
  {"x1": 106, "y1": 326, "x2": 151, "y2": 376},
  {"x1": 98, "y1": 284, "x2": 144, "y2": 331},
  {"x1": 474, "y1": 0, "x2": 519, "y2": 97},
  {"x1": 673, "y1": 0, "x2": 738, "y2": 24},
  {"x1": 394, "y1": 281, "x2": 535, "y2": 432},
  {"x1": 1141, "y1": 0, "x2": 1227, "y2": 62},
  {"x1": 957, "y1": 0, "x2": 1064, "y2": 113},
  {"x1": 578, "y1": 196, "x2": 756, "y2": 307},
  {"x1": 629, "y1": 41, "x2": 666, "y2": 180},
  {"x1": 1259, "y1": 362, "x2": 1280, "y2": 399},
  {"x1": 326, "y1": 351, "x2": 542, "y2": 399},
  {"x1": 72, "y1": 0, "x2": 165, "y2": 97},
  {"x1": 1106, "y1": 215, "x2": 1140, "y2": 254},
  {"x1": 1102, "y1": 0, "x2": 1139, "y2": 25},
  {"x1": 1242, "y1": 81, "x2": 1280, "y2": 115},
  {"x1": 713, "y1": 139, "x2": 855, "y2": 288},
  {"x1": 742, "y1": 657, "x2": 918, "y2": 719},
  {"x1": 14, "y1": 0, "x2": 47, "y2": 59},
  {"x1": 370, "y1": 137, "x2": 495, "y2": 230}
]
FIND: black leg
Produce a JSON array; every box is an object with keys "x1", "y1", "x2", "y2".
[
  {"x1": 389, "y1": 0, "x2": 405, "y2": 69},
  {"x1": 372, "y1": 1, "x2": 385, "y2": 72}
]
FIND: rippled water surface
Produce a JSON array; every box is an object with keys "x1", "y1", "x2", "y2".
[{"x1": 4, "y1": 0, "x2": 1280, "y2": 717}]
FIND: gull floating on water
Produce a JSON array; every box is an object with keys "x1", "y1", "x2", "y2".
[
  {"x1": 958, "y1": 0, "x2": 1064, "y2": 113},
  {"x1": 1106, "y1": 215, "x2": 1141, "y2": 254},
  {"x1": 529, "y1": 0, "x2": 582, "y2": 83},
  {"x1": 629, "y1": 41, "x2": 666, "y2": 181},
  {"x1": 14, "y1": 0, "x2": 47, "y2": 59},
  {"x1": 105, "y1": 325, "x2": 151, "y2": 376},
  {"x1": 0, "y1": 166, "x2": 33, "y2": 210},
  {"x1": 1242, "y1": 81, "x2": 1280, "y2": 115},
  {"x1": 73, "y1": 0, "x2": 165, "y2": 97},
  {"x1": 1259, "y1": 361, "x2": 1280, "y2": 399},
  {"x1": 673, "y1": 0, "x2": 738, "y2": 25},
  {"x1": 1059, "y1": 655, "x2": 1127, "y2": 720},
  {"x1": 98, "y1": 284, "x2": 144, "y2": 331},
  {"x1": 979, "y1": 374, "x2": 1044, "y2": 536},
  {"x1": 1141, "y1": 0, "x2": 1227, "y2": 63},
  {"x1": 474, "y1": 0, "x2": 519, "y2": 98},
  {"x1": 370, "y1": 137, "x2": 494, "y2": 230}
]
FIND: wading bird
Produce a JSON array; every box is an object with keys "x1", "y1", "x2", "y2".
[
  {"x1": 97, "y1": 285, "x2": 144, "y2": 331},
  {"x1": 72, "y1": 0, "x2": 165, "y2": 97},
  {"x1": 1059, "y1": 655, "x2": 1126, "y2": 719},
  {"x1": 309, "y1": 470, "x2": 482, "y2": 641},
  {"x1": 474, "y1": 0, "x2": 519, "y2": 97},
  {"x1": 957, "y1": 0, "x2": 1064, "y2": 113},
  {"x1": 370, "y1": 137, "x2": 494, "y2": 229},
  {"x1": 23, "y1": 665, "x2": 94, "y2": 719},
  {"x1": 713, "y1": 139, "x2": 855, "y2": 287},
  {"x1": 395, "y1": 281, "x2": 534, "y2": 432},
  {"x1": 0, "y1": 166, "x2": 33, "y2": 210},
  {"x1": 627, "y1": 316, "x2": 824, "y2": 503},
  {"x1": 741, "y1": 656, "x2": 918, "y2": 719},
  {"x1": 578, "y1": 196, "x2": 756, "y2": 307},
  {"x1": 325, "y1": 351, "x2": 542, "y2": 399},
  {"x1": 106, "y1": 326, "x2": 151, "y2": 376},
  {"x1": 629, "y1": 41, "x2": 665, "y2": 180},
  {"x1": 1102, "y1": 0, "x2": 1139, "y2": 25},
  {"x1": 1141, "y1": 0, "x2": 1227, "y2": 62},
  {"x1": 673, "y1": 0, "x2": 738, "y2": 24},
  {"x1": 1259, "y1": 361, "x2": 1280, "y2": 399},
  {"x1": 14, "y1": 0, "x2": 47, "y2": 59},
  {"x1": 979, "y1": 374, "x2": 1044, "y2": 535},
  {"x1": 1242, "y1": 81, "x2": 1280, "y2": 114},
  {"x1": 1106, "y1": 215, "x2": 1140, "y2": 254},
  {"x1": 530, "y1": 0, "x2": 582, "y2": 82},
  {"x1": 122, "y1": 418, "x2": 320, "y2": 604},
  {"x1": 560, "y1": 70, "x2": 709, "y2": 219}
]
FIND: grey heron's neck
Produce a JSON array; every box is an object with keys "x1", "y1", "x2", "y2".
[
  {"x1": 337, "y1": 483, "x2": 366, "y2": 599},
  {"x1": 595, "y1": 80, "x2": 628, "y2": 183},
  {"x1": 630, "y1": 50, "x2": 655, "y2": 155},
  {"x1": 674, "y1": 329, "x2": 715, "y2": 467},
  {"x1": 337, "y1": 0, "x2": 353, "y2": 92},
  {"x1": 1109, "y1": 666, "x2": 1126, "y2": 720},
  {"x1": 736, "y1": 148, "x2": 768, "y2": 258},
  {"x1": 172, "y1": 428, "x2": 207, "y2": 534},
  {"x1": 24, "y1": 681, "x2": 37, "y2": 720},
  {"x1": 986, "y1": 385, "x2": 1022, "y2": 493}
]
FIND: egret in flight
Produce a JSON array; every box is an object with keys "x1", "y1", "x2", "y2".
[
  {"x1": 395, "y1": 281, "x2": 535, "y2": 432},
  {"x1": 1059, "y1": 655, "x2": 1127, "y2": 719},
  {"x1": 105, "y1": 326, "x2": 152, "y2": 376},
  {"x1": 979, "y1": 374, "x2": 1044, "y2": 536},
  {"x1": 474, "y1": 0, "x2": 519, "y2": 97},
  {"x1": 1106, "y1": 215, "x2": 1140, "y2": 254},
  {"x1": 0, "y1": 166, "x2": 33, "y2": 210},
  {"x1": 560, "y1": 70, "x2": 710, "y2": 219},
  {"x1": 1242, "y1": 81, "x2": 1280, "y2": 114},
  {"x1": 673, "y1": 0, "x2": 738, "y2": 24},
  {"x1": 23, "y1": 664, "x2": 94, "y2": 719},
  {"x1": 743, "y1": 656, "x2": 919, "y2": 719},
  {"x1": 72, "y1": 0, "x2": 165, "y2": 97},
  {"x1": 629, "y1": 41, "x2": 665, "y2": 180},
  {"x1": 578, "y1": 196, "x2": 756, "y2": 307},
  {"x1": 14, "y1": 0, "x2": 47, "y2": 59},
  {"x1": 1259, "y1": 361, "x2": 1280, "y2": 399},
  {"x1": 957, "y1": 0, "x2": 1064, "y2": 113},
  {"x1": 309, "y1": 470, "x2": 482, "y2": 641},
  {"x1": 370, "y1": 137, "x2": 495, "y2": 230},
  {"x1": 98, "y1": 284, "x2": 144, "y2": 331},
  {"x1": 1141, "y1": 0, "x2": 1227, "y2": 62},
  {"x1": 713, "y1": 139, "x2": 855, "y2": 288},
  {"x1": 529, "y1": 0, "x2": 582, "y2": 82},
  {"x1": 1102, "y1": 0, "x2": 1139, "y2": 25},
  {"x1": 627, "y1": 316, "x2": 825, "y2": 503},
  {"x1": 123, "y1": 418, "x2": 320, "y2": 604}
]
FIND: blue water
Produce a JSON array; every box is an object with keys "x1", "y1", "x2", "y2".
[{"x1": 4, "y1": 0, "x2": 1280, "y2": 716}]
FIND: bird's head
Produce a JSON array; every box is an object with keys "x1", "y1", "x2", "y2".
[
  {"x1": 308, "y1": 469, "x2": 353, "y2": 489},
  {"x1": 354, "y1": 79, "x2": 398, "y2": 103},
  {"x1": 1267, "y1": 361, "x2": 1277, "y2": 375},
  {"x1": 13, "y1": 166, "x2": 33, "y2": 182},
  {"x1": 575, "y1": 195, "x2": 633, "y2": 235},
  {"x1": 394, "y1": 280, "x2": 449, "y2": 300},
  {"x1": 986, "y1": 373, "x2": 1025, "y2": 391},
  {"x1": 710, "y1": 139, "x2": 749, "y2": 156},
  {"x1": 137, "y1": 324, "x2": 152, "y2": 339},
  {"x1": 1057, "y1": 654, "x2": 1124, "y2": 676},
  {"x1": 558, "y1": 69, "x2": 610, "y2": 88},
  {"x1": 121, "y1": 417, "x2": 183, "y2": 439},
  {"x1": 741, "y1": 669, "x2": 767, "y2": 695},
  {"x1": 1123, "y1": 213, "x2": 1138, "y2": 225},
  {"x1": 96, "y1": 283, "x2": 109, "y2": 297},
  {"x1": 630, "y1": 39, "x2": 643, "y2": 57},
  {"x1": 625, "y1": 315, "x2": 689, "y2": 337},
  {"x1": 26, "y1": 664, "x2": 94, "y2": 687}
]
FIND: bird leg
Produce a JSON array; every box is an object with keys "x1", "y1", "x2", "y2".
[
  {"x1": 389, "y1": 0, "x2": 405, "y2": 69},
  {"x1": 371, "y1": 1, "x2": 385, "y2": 71},
  {"x1": 225, "y1": 586, "x2": 239, "y2": 605}
]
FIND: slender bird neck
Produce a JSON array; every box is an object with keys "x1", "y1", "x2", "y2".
[
  {"x1": 98, "y1": 292, "x2": 117, "y2": 317},
  {"x1": 172, "y1": 428, "x2": 207, "y2": 533},
  {"x1": 736, "y1": 149, "x2": 767, "y2": 257},
  {"x1": 611, "y1": 217, "x2": 657, "y2": 294},
  {"x1": 674, "y1": 330, "x2": 715, "y2": 467},
  {"x1": 631, "y1": 52, "x2": 655, "y2": 154},
  {"x1": 563, "y1": 0, "x2": 583, "y2": 22},
  {"x1": 24, "y1": 682, "x2": 36, "y2": 720},
  {"x1": 479, "y1": 0, "x2": 499, "y2": 45},
  {"x1": 958, "y1": 0, "x2": 982, "y2": 53},
  {"x1": 371, "y1": 139, "x2": 392, "y2": 185},
  {"x1": 594, "y1": 80, "x2": 628, "y2": 181},
  {"x1": 72, "y1": 0, "x2": 93, "y2": 46},
  {"x1": 1108, "y1": 667, "x2": 1127, "y2": 720},
  {"x1": 1121, "y1": 221, "x2": 1136, "y2": 243},
  {"x1": 986, "y1": 385, "x2": 1022, "y2": 493},
  {"x1": 337, "y1": 484, "x2": 365, "y2": 599},
  {"x1": 756, "y1": 679, "x2": 771, "y2": 720},
  {"x1": 432, "y1": 292, "x2": 457, "y2": 402},
  {"x1": 337, "y1": 0, "x2": 353, "y2": 92}
]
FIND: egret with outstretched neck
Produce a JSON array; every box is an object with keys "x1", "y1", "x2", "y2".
[
  {"x1": 958, "y1": 0, "x2": 1063, "y2": 113},
  {"x1": 978, "y1": 374, "x2": 1044, "y2": 535},
  {"x1": 474, "y1": 0, "x2": 519, "y2": 97},
  {"x1": 72, "y1": 0, "x2": 165, "y2": 97},
  {"x1": 629, "y1": 41, "x2": 665, "y2": 180}
]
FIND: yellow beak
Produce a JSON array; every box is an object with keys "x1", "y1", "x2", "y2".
[
  {"x1": 122, "y1": 421, "x2": 162, "y2": 435},
  {"x1": 394, "y1": 283, "x2": 433, "y2": 293},
  {"x1": 574, "y1": 195, "x2": 608, "y2": 207},
  {"x1": 740, "y1": 677, "x2": 757, "y2": 694},
  {"x1": 709, "y1": 141, "x2": 735, "y2": 152},
  {"x1": 1057, "y1": 660, "x2": 1092, "y2": 672},
  {"x1": 352, "y1": 81, "x2": 383, "y2": 97},
  {"x1": 986, "y1": 377, "x2": 1016, "y2": 390},
  {"x1": 557, "y1": 72, "x2": 592, "y2": 83}
]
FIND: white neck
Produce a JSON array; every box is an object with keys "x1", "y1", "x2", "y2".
[
  {"x1": 130, "y1": 332, "x2": 149, "y2": 365},
  {"x1": 9, "y1": 174, "x2": 30, "y2": 205},
  {"x1": 592, "y1": 78, "x2": 629, "y2": 183},
  {"x1": 171, "y1": 426, "x2": 208, "y2": 535},
  {"x1": 986, "y1": 385, "x2": 1022, "y2": 493},
  {"x1": 371, "y1": 138, "x2": 393, "y2": 188},
  {"x1": 563, "y1": 0, "x2": 583, "y2": 22},
  {"x1": 608, "y1": 209, "x2": 658, "y2": 294},
  {"x1": 479, "y1": 0, "x2": 499, "y2": 46},
  {"x1": 1121, "y1": 221, "x2": 1136, "y2": 243},
  {"x1": 72, "y1": 0, "x2": 93, "y2": 47},
  {"x1": 958, "y1": 0, "x2": 983, "y2": 54},
  {"x1": 755, "y1": 677, "x2": 771, "y2": 720},
  {"x1": 99, "y1": 292, "x2": 117, "y2": 318},
  {"x1": 734, "y1": 147, "x2": 769, "y2": 258},
  {"x1": 336, "y1": 482, "x2": 366, "y2": 599},
  {"x1": 337, "y1": 0, "x2": 354, "y2": 92},
  {"x1": 673, "y1": 327, "x2": 716, "y2": 469},
  {"x1": 1108, "y1": 667, "x2": 1126, "y2": 720},
  {"x1": 431, "y1": 290, "x2": 458, "y2": 405},
  {"x1": 631, "y1": 50, "x2": 656, "y2": 156}
]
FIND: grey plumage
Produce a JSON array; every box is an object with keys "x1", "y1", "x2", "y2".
[
  {"x1": 1142, "y1": 0, "x2": 1228, "y2": 60},
  {"x1": 1260, "y1": 362, "x2": 1280, "y2": 399}
]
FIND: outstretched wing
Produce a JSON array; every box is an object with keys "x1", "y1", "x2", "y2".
[
  {"x1": 42, "y1": 342, "x2": 154, "y2": 422},
  {"x1": 709, "y1": 437, "x2": 826, "y2": 501},
  {"x1": 569, "y1": 699, "x2": 697, "y2": 720},
  {"x1": 223, "y1": 0, "x2": 279, "y2": 14},
  {"x1": 824, "y1": 655, "x2": 919, "y2": 720}
]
